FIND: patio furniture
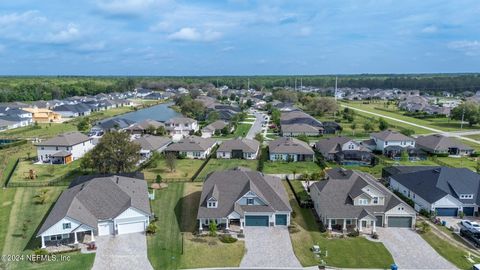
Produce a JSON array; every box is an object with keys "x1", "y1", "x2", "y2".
[{"x1": 86, "y1": 242, "x2": 97, "y2": 251}]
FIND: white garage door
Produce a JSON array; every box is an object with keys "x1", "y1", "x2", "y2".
[
  {"x1": 98, "y1": 222, "x2": 114, "y2": 236},
  {"x1": 117, "y1": 221, "x2": 145, "y2": 235}
]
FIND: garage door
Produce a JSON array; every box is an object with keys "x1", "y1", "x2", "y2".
[
  {"x1": 463, "y1": 207, "x2": 475, "y2": 216},
  {"x1": 388, "y1": 217, "x2": 412, "y2": 228},
  {"x1": 117, "y1": 221, "x2": 145, "y2": 235},
  {"x1": 245, "y1": 216, "x2": 269, "y2": 226},
  {"x1": 275, "y1": 214, "x2": 287, "y2": 225},
  {"x1": 435, "y1": 208, "x2": 458, "y2": 216},
  {"x1": 98, "y1": 222, "x2": 114, "y2": 236},
  {"x1": 375, "y1": 215, "x2": 383, "y2": 227}
]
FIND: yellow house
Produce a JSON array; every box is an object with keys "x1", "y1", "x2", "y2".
[{"x1": 23, "y1": 108, "x2": 62, "y2": 123}]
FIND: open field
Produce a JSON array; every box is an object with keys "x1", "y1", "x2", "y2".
[
  {"x1": 195, "y1": 158, "x2": 258, "y2": 181},
  {"x1": 142, "y1": 158, "x2": 204, "y2": 182},
  {"x1": 284, "y1": 181, "x2": 394, "y2": 268},
  {"x1": 0, "y1": 123, "x2": 78, "y2": 139}
]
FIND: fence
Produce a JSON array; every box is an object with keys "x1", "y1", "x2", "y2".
[
  {"x1": 190, "y1": 145, "x2": 219, "y2": 182},
  {"x1": 3, "y1": 158, "x2": 20, "y2": 188}
]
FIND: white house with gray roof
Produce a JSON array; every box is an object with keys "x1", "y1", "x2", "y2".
[
  {"x1": 197, "y1": 168, "x2": 292, "y2": 230},
  {"x1": 268, "y1": 137, "x2": 314, "y2": 161},
  {"x1": 363, "y1": 130, "x2": 415, "y2": 152},
  {"x1": 165, "y1": 135, "x2": 217, "y2": 159},
  {"x1": 165, "y1": 117, "x2": 198, "y2": 140},
  {"x1": 133, "y1": 135, "x2": 172, "y2": 160},
  {"x1": 37, "y1": 175, "x2": 151, "y2": 248},
  {"x1": 201, "y1": 120, "x2": 230, "y2": 138},
  {"x1": 217, "y1": 138, "x2": 260, "y2": 159},
  {"x1": 310, "y1": 168, "x2": 416, "y2": 233},
  {"x1": 36, "y1": 132, "x2": 94, "y2": 164}
]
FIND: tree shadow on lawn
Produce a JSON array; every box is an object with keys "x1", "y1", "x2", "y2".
[{"x1": 174, "y1": 190, "x2": 202, "y2": 233}]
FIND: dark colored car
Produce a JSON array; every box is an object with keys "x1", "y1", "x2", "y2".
[{"x1": 460, "y1": 228, "x2": 480, "y2": 247}]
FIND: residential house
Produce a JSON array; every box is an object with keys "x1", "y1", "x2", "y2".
[
  {"x1": 310, "y1": 168, "x2": 416, "y2": 233},
  {"x1": 0, "y1": 106, "x2": 33, "y2": 127},
  {"x1": 37, "y1": 175, "x2": 151, "y2": 248},
  {"x1": 53, "y1": 104, "x2": 91, "y2": 118},
  {"x1": 388, "y1": 166, "x2": 480, "y2": 216},
  {"x1": 217, "y1": 138, "x2": 260, "y2": 159},
  {"x1": 133, "y1": 135, "x2": 172, "y2": 160},
  {"x1": 268, "y1": 137, "x2": 315, "y2": 161},
  {"x1": 197, "y1": 168, "x2": 292, "y2": 230},
  {"x1": 363, "y1": 130, "x2": 418, "y2": 158},
  {"x1": 165, "y1": 136, "x2": 216, "y2": 159},
  {"x1": 91, "y1": 118, "x2": 135, "y2": 134},
  {"x1": 0, "y1": 119, "x2": 17, "y2": 131},
  {"x1": 126, "y1": 119, "x2": 165, "y2": 134},
  {"x1": 415, "y1": 134, "x2": 474, "y2": 156},
  {"x1": 280, "y1": 110, "x2": 324, "y2": 136},
  {"x1": 315, "y1": 136, "x2": 372, "y2": 165},
  {"x1": 165, "y1": 117, "x2": 199, "y2": 140},
  {"x1": 134, "y1": 88, "x2": 153, "y2": 98},
  {"x1": 23, "y1": 108, "x2": 62, "y2": 123},
  {"x1": 36, "y1": 132, "x2": 94, "y2": 164},
  {"x1": 201, "y1": 120, "x2": 230, "y2": 138},
  {"x1": 323, "y1": 121, "x2": 342, "y2": 134}
]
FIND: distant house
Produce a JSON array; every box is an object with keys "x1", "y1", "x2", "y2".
[
  {"x1": 126, "y1": 119, "x2": 165, "y2": 134},
  {"x1": 280, "y1": 110, "x2": 324, "y2": 136},
  {"x1": 165, "y1": 117, "x2": 199, "y2": 139},
  {"x1": 322, "y1": 121, "x2": 342, "y2": 134},
  {"x1": 363, "y1": 130, "x2": 417, "y2": 158},
  {"x1": 23, "y1": 108, "x2": 62, "y2": 123},
  {"x1": 268, "y1": 137, "x2": 314, "y2": 162},
  {"x1": 165, "y1": 136, "x2": 217, "y2": 159},
  {"x1": 415, "y1": 134, "x2": 474, "y2": 156},
  {"x1": 315, "y1": 136, "x2": 372, "y2": 165},
  {"x1": 197, "y1": 168, "x2": 292, "y2": 230},
  {"x1": 217, "y1": 138, "x2": 260, "y2": 159},
  {"x1": 133, "y1": 135, "x2": 172, "y2": 160},
  {"x1": 135, "y1": 88, "x2": 153, "y2": 98},
  {"x1": 310, "y1": 168, "x2": 416, "y2": 232},
  {"x1": 201, "y1": 120, "x2": 230, "y2": 138},
  {"x1": 0, "y1": 106, "x2": 33, "y2": 128},
  {"x1": 388, "y1": 167, "x2": 480, "y2": 216},
  {"x1": 37, "y1": 175, "x2": 151, "y2": 248},
  {"x1": 0, "y1": 118, "x2": 17, "y2": 131},
  {"x1": 91, "y1": 118, "x2": 135, "y2": 134},
  {"x1": 53, "y1": 104, "x2": 91, "y2": 118},
  {"x1": 36, "y1": 132, "x2": 94, "y2": 164}
]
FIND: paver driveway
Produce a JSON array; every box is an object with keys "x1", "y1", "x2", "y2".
[
  {"x1": 92, "y1": 233, "x2": 153, "y2": 270},
  {"x1": 240, "y1": 227, "x2": 302, "y2": 269},
  {"x1": 377, "y1": 228, "x2": 455, "y2": 270}
]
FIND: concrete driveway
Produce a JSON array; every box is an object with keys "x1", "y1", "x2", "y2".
[
  {"x1": 92, "y1": 233, "x2": 153, "y2": 270},
  {"x1": 376, "y1": 228, "x2": 455, "y2": 270},
  {"x1": 240, "y1": 227, "x2": 302, "y2": 269}
]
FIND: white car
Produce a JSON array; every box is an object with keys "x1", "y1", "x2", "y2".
[{"x1": 461, "y1": 220, "x2": 480, "y2": 232}]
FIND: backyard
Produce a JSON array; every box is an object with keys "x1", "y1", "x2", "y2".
[
  {"x1": 284, "y1": 182, "x2": 394, "y2": 268},
  {"x1": 263, "y1": 161, "x2": 321, "y2": 175},
  {"x1": 142, "y1": 157, "x2": 205, "y2": 182},
  {"x1": 213, "y1": 123, "x2": 252, "y2": 139},
  {"x1": 147, "y1": 182, "x2": 245, "y2": 270},
  {"x1": 9, "y1": 159, "x2": 83, "y2": 186},
  {"x1": 195, "y1": 158, "x2": 258, "y2": 181}
]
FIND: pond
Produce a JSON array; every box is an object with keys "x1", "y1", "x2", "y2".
[
  {"x1": 0, "y1": 139, "x2": 17, "y2": 145},
  {"x1": 110, "y1": 102, "x2": 180, "y2": 123}
]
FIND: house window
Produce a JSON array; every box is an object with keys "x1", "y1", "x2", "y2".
[
  {"x1": 385, "y1": 141, "x2": 388, "y2": 146},
  {"x1": 207, "y1": 201, "x2": 217, "y2": 208},
  {"x1": 62, "y1": 222, "x2": 71, "y2": 229},
  {"x1": 358, "y1": 199, "x2": 368, "y2": 205},
  {"x1": 346, "y1": 220, "x2": 351, "y2": 225},
  {"x1": 373, "y1": 197, "x2": 379, "y2": 204},
  {"x1": 62, "y1": 234, "x2": 70, "y2": 239},
  {"x1": 247, "y1": 198, "x2": 254, "y2": 205},
  {"x1": 56, "y1": 147, "x2": 59, "y2": 150}
]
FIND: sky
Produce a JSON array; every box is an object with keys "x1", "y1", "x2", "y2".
[{"x1": 0, "y1": 0, "x2": 479, "y2": 76}]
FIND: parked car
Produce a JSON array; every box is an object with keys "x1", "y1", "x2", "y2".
[
  {"x1": 460, "y1": 228, "x2": 480, "y2": 247},
  {"x1": 461, "y1": 220, "x2": 480, "y2": 232}
]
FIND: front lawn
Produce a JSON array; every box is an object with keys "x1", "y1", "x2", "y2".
[
  {"x1": 12, "y1": 252, "x2": 95, "y2": 270},
  {"x1": 284, "y1": 182, "x2": 394, "y2": 268},
  {"x1": 263, "y1": 161, "x2": 321, "y2": 175},
  {"x1": 214, "y1": 123, "x2": 252, "y2": 139},
  {"x1": 142, "y1": 158, "x2": 204, "y2": 182},
  {"x1": 147, "y1": 182, "x2": 244, "y2": 270},
  {"x1": 195, "y1": 158, "x2": 258, "y2": 181},
  {"x1": 10, "y1": 159, "x2": 83, "y2": 186}
]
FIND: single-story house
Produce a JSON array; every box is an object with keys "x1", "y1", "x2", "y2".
[
  {"x1": 133, "y1": 135, "x2": 172, "y2": 160},
  {"x1": 280, "y1": 110, "x2": 324, "y2": 136},
  {"x1": 53, "y1": 104, "x2": 91, "y2": 118},
  {"x1": 201, "y1": 120, "x2": 230, "y2": 138},
  {"x1": 37, "y1": 175, "x2": 151, "y2": 248},
  {"x1": 217, "y1": 138, "x2": 260, "y2": 159},
  {"x1": 90, "y1": 118, "x2": 135, "y2": 134},
  {"x1": 388, "y1": 166, "x2": 480, "y2": 216},
  {"x1": 315, "y1": 136, "x2": 372, "y2": 165},
  {"x1": 126, "y1": 119, "x2": 165, "y2": 134},
  {"x1": 310, "y1": 168, "x2": 416, "y2": 232},
  {"x1": 36, "y1": 132, "x2": 94, "y2": 164},
  {"x1": 268, "y1": 137, "x2": 314, "y2": 161},
  {"x1": 165, "y1": 136, "x2": 217, "y2": 159},
  {"x1": 415, "y1": 134, "x2": 474, "y2": 156},
  {"x1": 197, "y1": 168, "x2": 292, "y2": 230}
]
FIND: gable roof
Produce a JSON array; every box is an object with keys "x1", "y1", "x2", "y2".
[
  {"x1": 217, "y1": 138, "x2": 260, "y2": 153},
  {"x1": 197, "y1": 169, "x2": 291, "y2": 219},
  {"x1": 37, "y1": 175, "x2": 151, "y2": 236},
  {"x1": 415, "y1": 134, "x2": 473, "y2": 152},
  {"x1": 371, "y1": 130, "x2": 413, "y2": 141},
  {"x1": 202, "y1": 120, "x2": 228, "y2": 132},
  {"x1": 315, "y1": 136, "x2": 354, "y2": 154},
  {"x1": 96, "y1": 118, "x2": 135, "y2": 130},
  {"x1": 165, "y1": 136, "x2": 216, "y2": 152},
  {"x1": 134, "y1": 135, "x2": 172, "y2": 151},
  {"x1": 36, "y1": 132, "x2": 91, "y2": 147},
  {"x1": 165, "y1": 117, "x2": 196, "y2": 125},
  {"x1": 268, "y1": 137, "x2": 314, "y2": 155}
]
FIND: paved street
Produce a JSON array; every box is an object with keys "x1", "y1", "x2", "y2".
[
  {"x1": 92, "y1": 233, "x2": 153, "y2": 270},
  {"x1": 240, "y1": 227, "x2": 302, "y2": 269},
  {"x1": 246, "y1": 111, "x2": 267, "y2": 140},
  {"x1": 376, "y1": 228, "x2": 455, "y2": 270}
]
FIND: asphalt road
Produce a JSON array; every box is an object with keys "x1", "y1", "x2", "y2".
[{"x1": 246, "y1": 111, "x2": 267, "y2": 139}]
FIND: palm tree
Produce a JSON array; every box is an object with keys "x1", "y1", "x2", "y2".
[{"x1": 292, "y1": 169, "x2": 297, "y2": 180}]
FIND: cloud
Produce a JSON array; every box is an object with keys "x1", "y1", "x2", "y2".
[
  {"x1": 0, "y1": 10, "x2": 47, "y2": 26},
  {"x1": 76, "y1": 41, "x2": 106, "y2": 52},
  {"x1": 448, "y1": 40, "x2": 480, "y2": 56},
  {"x1": 421, "y1": 25, "x2": 438, "y2": 33},
  {"x1": 96, "y1": 0, "x2": 168, "y2": 16},
  {"x1": 167, "y1": 27, "x2": 222, "y2": 42},
  {"x1": 47, "y1": 23, "x2": 81, "y2": 44}
]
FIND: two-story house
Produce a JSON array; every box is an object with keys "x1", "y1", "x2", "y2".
[
  {"x1": 197, "y1": 168, "x2": 292, "y2": 230},
  {"x1": 362, "y1": 130, "x2": 416, "y2": 158},
  {"x1": 36, "y1": 132, "x2": 94, "y2": 164},
  {"x1": 310, "y1": 168, "x2": 416, "y2": 233},
  {"x1": 165, "y1": 117, "x2": 199, "y2": 140},
  {"x1": 315, "y1": 136, "x2": 372, "y2": 165}
]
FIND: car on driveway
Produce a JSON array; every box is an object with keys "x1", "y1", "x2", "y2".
[
  {"x1": 460, "y1": 228, "x2": 480, "y2": 247},
  {"x1": 461, "y1": 220, "x2": 480, "y2": 232}
]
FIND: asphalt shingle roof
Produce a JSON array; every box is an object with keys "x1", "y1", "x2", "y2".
[
  {"x1": 217, "y1": 138, "x2": 260, "y2": 153},
  {"x1": 165, "y1": 136, "x2": 216, "y2": 152},
  {"x1": 134, "y1": 135, "x2": 172, "y2": 151},
  {"x1": 269, "y1": 137, "x2": 314, "y2": 155},
  {"x1": 36, "y1": 132, "x2": 91, "y2": 147},
  {"x1": 415, "y1": 134, "x2": 473, "y2": 152}
]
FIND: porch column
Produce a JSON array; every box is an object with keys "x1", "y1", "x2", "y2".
[
  {"x1": 372, "y1": 220, "x2": 376, "y2": 233},
  {"x1": 240, "y1": 219, "x2": 244, "y2": 230},
  {"x1": 74, "y1": 232, "x2": 78, "y2": 244},
  {"x1": 327, "y1": 219, "x2": 332, "y2": 230},
  {"x1": 199, "y1": 219, "x2": 203, "y2": 231},
  {"x1": 90, "y1": 230, "x2": 95, "y2": 241},
  {"x1": 359, "y1": 220, "x2": 363, "y2": 232},
  {"x1": 343, "y1": 219, "x2": 347, "y2": 231},
  {"x1": 41, "y1": 236, "x2": 46, "y2": 248},
  {"x1": 225, "y1": 218, "x2": 229, "y2": 230}
]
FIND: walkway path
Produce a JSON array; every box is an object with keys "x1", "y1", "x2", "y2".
[{"x1": 341, "y1": 104, "x2": 480, "y2": 145}]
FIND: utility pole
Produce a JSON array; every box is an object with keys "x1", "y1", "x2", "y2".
[
  {"x1": 294, "y1": 78, "x2": 297, "y2": 91},
  {"x1": 461, "y1": 106, "x2": 465, "y2": 130},
  {"x1": 334, "y1": 76, "x2": 338, "y2": 101}
]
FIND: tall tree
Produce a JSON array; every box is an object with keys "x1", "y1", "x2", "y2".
[
  {"x1": 451, "y1": 102, "x2": 480, "y2": 127},
  {"x1": 165, "y1": 152, "x2": 177, "y2": 172},
  {"x1": 378, "y1": 117, "x2": 389, "y2": 131}
]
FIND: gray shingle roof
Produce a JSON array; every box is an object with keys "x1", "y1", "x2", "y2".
[
  {"x1": 415, "y1": 134, "x2": 473, "y2": 152},
  {"x1": 36, "y1": 132, "x2": 91, "y2": 147},
  {"x1": 315, "y1": 136, "x2": 367, "y2": 156},
  {"x1": 134, "y1": 135, "x2": 172, "y2": 151},
  {"x1": 217, "y1": 138, "x2": 260, "y2": 153},
  {"x1": 202, "y1": 120, "x2": 228, "y2": 132},
  {"x1": 165, "y1": 117, "x2": 196, "y2": 125},
  {"x1": 197, "y1": 169, "x2": 291, "y2": 219},
  {"x1": 127, "y1": 119, "x2": 164, "y2": 131},
  {"x1": 37, "y1": 175, "x2": 151, "y2": 236},
  {"x1": 165, "y1": 136, "x2": 216, "y2": 152},
  {"x1": 371, "y1": 130, "x2": 413, "y2": 141},
  {"x1": 269, "y1": 137, "x2": 314, "y2": 155}
]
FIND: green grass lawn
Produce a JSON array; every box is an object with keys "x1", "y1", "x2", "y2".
[
  {"x1": 263, "y1": 161, "x2": 321, "y2": 174},
  {"x1": 421, "y1": 230, "x2": 480, "y2": 270},
  {"x1": 147, "y1": 182, "x2": 244, "y2": 270},
  {"x1": 290, "y1": 180, "x2": 310, "y2": 201},
  {"x1": 436, "y1": 156, "x2": 477, "y2": 171},
  {"x1": 11, "y1": 252, "x2": 95, "y2": 270},
  {"x1": 284, "y1": 182, "x2": 394, "y2": 268},
  {"x1": 212, "y1": 123, "x2": 253, "y2": 139},
  {"x1": 0, "y1": 123, "x2": 78, "y2": 139},
  {"x1": 195, "y1": 158, "x2": 258, "y2": 181},
  {"x1": 10, "y1": 159, "x2": 82, "y2": 185},
  {"x1": 142, "y1": 158, "x2": 204, "y2": 181},
  {"x1": 0, "y1": 143, "x2": 36, "y2": 186}
]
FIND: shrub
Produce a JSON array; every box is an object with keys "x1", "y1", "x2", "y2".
[
  {"x1": 146, "y1": 222, "x2": 157, "y2": 235},
  {"x1": 219, "y1": 235, "x2": 238, "y2": 243},
  {"x1": 209, "y1": 220, "x2": 217, "y2": 236},
  {"x1": 155, "y1": 174, "x2": 162, "y2": 184},
  {"x1": 434, "y1": 153, "x2": 449, "y2": 157},
  {"x1": 347, "y1": 230, "x2": 360, "y2": 237},
  {"x1": 419, "y1": 208, "x2": 431, "y2": 218},
  {"x1": 237, "y1": 233, "x2": 245, "y2": 238},
  {"x1": 288, "y1": 224, "x2": 300, "y2": 234},
  {"x1": 418, "y1": 221, "x2": 431, "y2": 234},
  {"x1": 371, "y1": 232, "x2": 379, "y2": 239}
]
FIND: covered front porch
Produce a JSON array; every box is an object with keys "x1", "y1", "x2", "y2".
[
  {"x1": 326, "y1": 216, "x2": 377, "y2": 234},
  {"x1": 40, "y1": 228, "x2": 95, "y2": 250},
  {"x1": 198, "y1": 217, "x2": 244, "y2": 233}
]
